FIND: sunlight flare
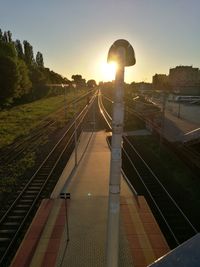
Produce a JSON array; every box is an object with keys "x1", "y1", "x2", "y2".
[{"x1": 101, "y1": 61, "x2": 118, "y2": 81}]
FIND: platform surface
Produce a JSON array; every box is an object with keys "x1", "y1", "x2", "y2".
[
  {"x1": 55, "y1": 131, "x2": 169, "y2": 266},
  {"x1": 10, "y1": 131, "x2": 169, "y2": 267}
]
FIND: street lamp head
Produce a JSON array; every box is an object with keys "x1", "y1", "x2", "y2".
[{"x1": 107, "y1": 39, "x2": 136, "y2": 67}]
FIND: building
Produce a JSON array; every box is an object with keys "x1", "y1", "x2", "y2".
[
  {"x1": 130, "y1": 82, "x2": 152, "y2": 94},
  {"x1": 152, "y1": 74, "x2": 169, "y2": 91},
  {"x1": 169, "y1": 66, "x2": 200, "y2": 95}
]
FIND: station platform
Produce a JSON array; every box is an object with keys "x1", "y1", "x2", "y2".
[
  {"x1": 10, "y1": 131, "x2": 169, "y2": 267},
  {"x1": 163, "y1": 110, "x2": 199, "y2": 142}
]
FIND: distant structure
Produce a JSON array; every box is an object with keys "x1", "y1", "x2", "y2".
[
  {"x1": 152, "y1": 74, "x2": 168, "y2": 91},
  {"x1": 169, "y1": 66, "x2": 200, "y2": 95},
  {"x1": 152, "y1": 66, "x2": 200, "y2": 95},
  {"x1": 130, "y1": 82, "x2": 152, "y2": 94}
]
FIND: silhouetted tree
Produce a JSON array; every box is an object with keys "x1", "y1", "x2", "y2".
[
  {"x1": 71, "y1": 74, "x2": 86, "y2": 88},
  {"x1": 23, "y1": 40, "x2": 34, "y2": 65},
  {"x1": 3, "y1": 32, "x2": 8, "y2": 42},
  {"x1": 87, "y1": 79, "x2": 96, "y2": 88},
  {"x1": 0, "y1": 29, "x2": 3, "y2": 42},
  {"x1": 36, "y1": 52, "x2": 44, "y2": 67},
  {"x1": 0, "y1": 41, "x2": 17, "y2": 58},
  {"x1": 29, "y1": 67, "x2": 48, "y2": 98},
  {"x1": 7, "y1": 31, "x2": 12, "y2": 43},
  {"x1": 17, "y1": 59, "x2": 32, "y2": 97},
  {"x1": 15, "y1": 40, "x2": 24, "y2": 59},
  {"x1": 0, "y1": 56, "x2": 19, "y2": 103},
  {"x1": 2, "y1": 31, "x2": 12, "y2": 43},
  {"x1": 71, "y1": 74, "x2": 82, "y2": 82},
  {"x1": 0, "y1": 28, "x2": 70, "y2": 105}
]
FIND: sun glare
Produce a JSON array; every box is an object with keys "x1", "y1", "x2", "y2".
[{"x1": 101, "y1": 62, "x2": 118, "y2": 81}]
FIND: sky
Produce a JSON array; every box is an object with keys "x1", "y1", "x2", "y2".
[{"x1": 0, "y1": 0, "x2": 200, "y2": 83}]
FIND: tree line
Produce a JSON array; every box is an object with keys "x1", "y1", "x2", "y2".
[{"x1": 0, "y1": 29, "x2": 68, "y2": 107}]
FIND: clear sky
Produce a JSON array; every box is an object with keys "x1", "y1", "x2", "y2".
[{"x1": 0, "y1": 0, "x2": 200, "y2": 83}]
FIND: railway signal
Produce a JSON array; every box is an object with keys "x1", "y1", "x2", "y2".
[{"x1": 106, "y1": 39, "x2": 136, "y2": 267}]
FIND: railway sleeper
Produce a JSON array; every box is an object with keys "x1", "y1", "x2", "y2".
[
  {"x1": 0, "y1": 222, "x2": 20, "y2": 228},
  {"x1": 30, "y1": 185, "x2": 44, "y2": 189},
  {"x1": 28, "y1": 186, "x2": 42, "y2": 190},
  {"x1": 20, "y1": 195, "x2": 36, "y2": 200},
  {"x1": 0, "y1": 229, "x2": 16, "y2": 236},
  {"x1": 31, "y1": 178, "x2": 46, "y2": 182},
  {"x1": 7, "y1": 215, "x2": 24, "y2": 221},
  {"x1": 15, "y1": 204, "x2": 30, "y2": 209},
  {"x1": 0, "y1": 238, "x2": 10, "y2": 248},
  {"x1": 12, "y1": 210, "x2": 28, "y2": 215},
  {"x1": 20, "y1": 199, "x2": 35, "y2": 203},
  {"x1": 24, "y1": 190, "x2": 39, "y2": 194},
  {"x1": 35, "y1": 174, "x2": 50, "y2": 178},
  {"x1": 41, "y1": 166, "x2": 54, "y2": 172}
]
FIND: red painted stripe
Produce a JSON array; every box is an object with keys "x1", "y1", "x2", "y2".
[
  {"x1": 121, "y1": 197, "x2": 147, "y2": 267},
  {"x1": 41, "y1": 200, "x2": 69, "y2": 267},
  {"x1": 11, "y1": 199, "x2": 54, "y2": 267}
]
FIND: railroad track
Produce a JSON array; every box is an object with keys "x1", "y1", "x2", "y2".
[
  {"x1": 122, "y1": 136, "x2": 198, "y2": 247},
  {"x1": 101, "y1": 92, "x2": 200, "y2": 170},
  {"x1": 98, "y1": 92, "x2": 198, "y2": 248},
  {"x1": 0, "y1": 93, "x2": 97, "y2": 266}
]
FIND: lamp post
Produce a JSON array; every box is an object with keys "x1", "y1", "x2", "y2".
[
  {"x1": 72, "y1": 83, "x2": 78, "y2": 166},
  {"x1": 106, "y1": 39, "x2": 135, "y2": 267},
  {"x1": 61, "y1": 83, "x2": 69, "y2": 121}
]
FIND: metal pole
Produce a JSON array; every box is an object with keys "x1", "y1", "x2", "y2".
[
  {"x1": 106, "y1": 47, "x2": 125, "y2": 267},
  {"x1": 178, "y1": 102, "x2": 181, "y2": 118},
  {"x1": 159, "y1": 92, "x2": 166, "y2": 153},
  {"x1": 74, "y1": 85, "x2": 78, "y2": 166},
  {"x1": 64, "y1": 87, "x2": 67, "y2": 121},
  {"x1": 93, "y1": 97, "x2": 96, "y2": 132}
]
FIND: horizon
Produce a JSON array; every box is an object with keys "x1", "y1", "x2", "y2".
[{"x1": 1, "y1": 1, "x2": 200, "y2": 83}]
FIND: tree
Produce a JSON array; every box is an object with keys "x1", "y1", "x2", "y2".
[
  {"x1": 0, "y1": 29, "x2": 3, "y2": 42},
  {"x1": 23, "y1": 40, "x2": 34, "y2": 65},
  {"x1": 29, "y1": 67, "x2": 48, "y2": 98},
  {"x1": 71, "y1": 74, "x2": 82, "y2": 82},
  {"x1": 16, "y1": 59, "x2": 32, "y2": 98},
  {"x1": 15, "y1": 40, "x2": 24, "y2": 59},
  {"x1": 2, "y1": 31, "x2": 12, "y2": 43},
  {"x1": 87, "y1": 79, "x2": 97, "y2": 88},
  {"x1": 7, "y1": 31, "x2": 12, "y2": 43},
  {"x1": 0, "y1": 56, "x2": 19, "y2": 103},
  {"x1": 71, "y1": 74, "x2": 86, "y2": 88},
  {"x1": 36, "y1": 51, "x2": 44, "y2": 67},
  {"x1": 0, "y1": 41, "x2": 17, "y2": 58}
]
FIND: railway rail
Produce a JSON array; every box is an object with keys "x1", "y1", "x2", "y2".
[
  {"x1": 122, "y1": 136, "x2": 198, "y2": 247},
  {"x1": 101, "y1": 93, "x2": 200, "y2": 171},
  {"x1": 98, "y1": 92, "x2": 198, "y2": 248},
  {"x1": 0, "y1": 92, "x2": 97, "y2": 266}
]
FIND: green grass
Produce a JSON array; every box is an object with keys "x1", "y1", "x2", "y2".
[
  {"x1": 0, "y1": 152, "x2": 35, "y2": 193},
  {"x1": 0, "y1": 90, "x2": 86, "y2": 148},
  {"x1": 0, "y1": 89, "x2": 89, "y2": 196}
]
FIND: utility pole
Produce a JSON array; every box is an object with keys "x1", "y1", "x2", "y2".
[{"x1": 106, "y1": 39, "x2": 135, "y2": 267}]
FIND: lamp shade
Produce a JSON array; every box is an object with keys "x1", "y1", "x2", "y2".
[{"x1": 107, "y1": 39, "x2": 136, "y2": 67}]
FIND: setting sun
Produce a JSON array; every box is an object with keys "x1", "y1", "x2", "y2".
[{"x1": 101, "y1": 62, "x2": 118, "y2": 81}]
